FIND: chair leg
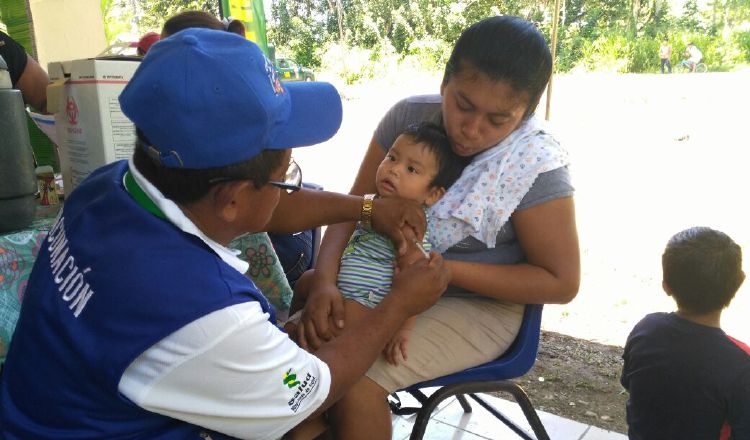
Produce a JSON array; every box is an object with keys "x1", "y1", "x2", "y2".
[
  {"x1": 406, "y1": 381, "x2": 550, "y2": 440},
  {"x1": 408, "y1": 386, "x2": 458, "y2": 440},
  {"x1": 456, "y1": 394, "x2": 472, "y2": 413},
  {"x1": 409, "y1": 389, "x2": 429, "y2": 404},
  {"x1": 469, "y1": 382, "x2": 550, "y2": 440}
]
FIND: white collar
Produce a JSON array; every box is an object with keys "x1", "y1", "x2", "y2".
[{"x1": 127, "y1": 158, "x2": 249, "y2": 274}]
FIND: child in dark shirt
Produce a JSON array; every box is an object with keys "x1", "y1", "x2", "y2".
[{"x1": 621, "y1": 226, "x2": 749, "y2": 440}]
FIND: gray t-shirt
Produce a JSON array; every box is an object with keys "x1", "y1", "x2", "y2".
[{"x1": 374, "y1": 95, "x2": 574, "y2": 295}]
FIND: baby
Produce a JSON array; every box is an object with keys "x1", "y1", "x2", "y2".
[{"x1": 290, "y1": 121, "x2": 468, "y2": 364}]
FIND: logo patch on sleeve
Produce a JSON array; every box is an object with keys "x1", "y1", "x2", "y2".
[{"x1": 284, "y1": 369, "x2": 318, "y2": 413}]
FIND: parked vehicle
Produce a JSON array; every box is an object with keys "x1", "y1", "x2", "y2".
[{"x1": 275, "y1": 57, "x2": 315, "y2": 82}]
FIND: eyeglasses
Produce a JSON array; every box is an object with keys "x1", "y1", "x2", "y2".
[
  {"x1": 268, "y1": 159, "x2": 302, "y2": 194},
  {"x1": 208, "y1": 159, "x2": 302, "y2": 194}
]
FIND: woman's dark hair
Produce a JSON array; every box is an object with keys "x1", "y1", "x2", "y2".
[
  {"x1": 133, "y1": 131, "x2": 285, "y2": 204},
  {"x1": 161, "y1": 11, "x2": 225, "y2": 37},
  {"x1": 662, "y1": 226, "x2": 745, "y2": 314},
  {"x1": 402, "y1": 122, "x2": 470, "y2": 190},
  {"x1": 442, "y1": 16, "x2": 552, "y2": 119}
]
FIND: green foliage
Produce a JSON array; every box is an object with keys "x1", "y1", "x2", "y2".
[
  {"x1": 407, "y1": 37, "x2": 452, "y2": 72},
  {"x1": 101, "y1": 0, "x2": 135, "y2": 44},
  {"x1": 0, "y1": 0, "x2": 34, "y2": 55},
  {"x1": 678, "y1": 0, "x2": 704, "y2": 32},
  {"x1": 97, "y1": 0, "x2": 750, "y2": 81},
  {"x1": 390, "y1": 7, "x2": 414, "y2": 53},
  {"x1": 135, "y1": 0, "x2": 219, "y2": 32},
  {"x1": 533, "y1": 0, "x2": 750, "y2": 74},
  {"x1": 318, "y1": 41, "x2": 393, "y2": 84},
  {"x1": 629, "y1": 36, "x2": 661, "y2": 72},
  {"x1": 100, "y1": 0, "x2": 220, "y2": 44},
  {"x1": 287, "y1": 16, "x2": 323, "y2": 67},
  {"x1": 735, "y1": 30, "x2": 750, "y2": 62},
  {"x1": 578, "y1": 33, "x2": 631, "y2": 73}
]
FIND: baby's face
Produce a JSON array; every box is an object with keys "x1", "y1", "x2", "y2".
[{"x1": 376, "y1": 135, "x2": 444, "y2": 206}]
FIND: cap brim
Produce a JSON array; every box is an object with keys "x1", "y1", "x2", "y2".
[{"x1": 268, "y1": 81, "x2": 342, "y2": 149}]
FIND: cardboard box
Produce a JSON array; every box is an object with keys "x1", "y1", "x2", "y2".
[{"x1": 48, "y1": 58, "x2": 140, "y2": 193}]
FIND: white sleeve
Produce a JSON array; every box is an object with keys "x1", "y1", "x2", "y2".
[{"x1": 119, "y1": 302, "x2": 331, "y2": 440}]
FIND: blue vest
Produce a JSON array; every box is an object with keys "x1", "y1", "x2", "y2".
[{"x1": 1, "y1": 161, "x2": 275, "y2": 439}]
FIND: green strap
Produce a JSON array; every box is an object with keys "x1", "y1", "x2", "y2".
[{"x1": 124, "y1": 171, "x2": 167, "y2": 220}]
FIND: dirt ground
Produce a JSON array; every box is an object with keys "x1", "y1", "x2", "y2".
[
  {"x1": 511, "y1": 331, "x2": 628, "y2": 434},
  {"x1": 295, "y1": 69, "x2": 750, "y2": 433}
]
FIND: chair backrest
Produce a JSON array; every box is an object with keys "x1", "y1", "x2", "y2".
[
  {"x1": 267, "y1": 182, "x2": 323, "y2": 288},
  {"x1": 402, "y1": 304, "x2": 544, "y2": 390}
]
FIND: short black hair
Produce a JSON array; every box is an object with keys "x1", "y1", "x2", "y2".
[
  {"x1": 161, "y1": 10, "x2": 225, "y2": 37},
  {"x1": 401, "y1": 122, "x2": 470, "y2": 190},
  {"x1": 442, "y1": 16, "x2": 552, "y2": 120},
  {"x1": 133, "y1": 131, "x2": 285, "y2": 204},
  {"x1": 662, "y1": 227, "x2": 745, "y2": 314}
]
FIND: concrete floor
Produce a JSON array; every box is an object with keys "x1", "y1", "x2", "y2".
[{"x1": 390, "y1": 389, "x2": 627, "y2": 440}]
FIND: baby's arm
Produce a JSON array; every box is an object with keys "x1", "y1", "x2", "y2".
[
  {"x1": 385, "y1": 229, "x2": 430, "y2": 366},
  {"x1": 383, "y1": 316, "x2": 416, "y2": 366},
  {"x1": 396, "y1": 238, "x2": 430, "y2": 270}
]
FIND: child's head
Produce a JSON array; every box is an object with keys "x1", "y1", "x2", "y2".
[
  {"x1": 662, "y1": 227, "x2": 745, "y2": 314},
  {"x1": 375, "y1": 122, "x2": 468, "y2": 206}
]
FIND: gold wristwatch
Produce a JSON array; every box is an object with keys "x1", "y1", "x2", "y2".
[{"x1": 360, "y1": 194, "x2": 376, "y2": 230}]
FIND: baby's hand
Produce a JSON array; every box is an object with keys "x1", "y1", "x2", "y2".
[{"x1": 383, "y1": 328, "x2": 412, "y2": 366}]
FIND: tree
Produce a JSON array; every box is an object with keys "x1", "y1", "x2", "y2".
[
  {"x1": 102, "y1": 0, "x2": 220, "y2": 37},
  {"x1": 678, "y1": 0, "x2": 704, "y2": 31}
]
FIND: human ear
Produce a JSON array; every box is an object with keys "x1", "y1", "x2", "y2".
[
  {"x1": 424, "y1": 186, "x2": 446, "y2": 207},
  {"x1": 213, "y1": 181, "x2": 250, "y2": 223},
  {"x1": 662, "y1": 280, "x2": 673, "y2": 297}
]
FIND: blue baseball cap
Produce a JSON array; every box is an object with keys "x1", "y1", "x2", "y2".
[{"x1": 119, "y1": 28, "x2": 342, "y2": 169}]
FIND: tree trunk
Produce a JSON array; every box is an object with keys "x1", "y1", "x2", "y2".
[
  {"x1": 630, "y1": 0, "x2": 641, "y2": 38},
  {"x1": 336, "y1": 0, "x2": 343, "y2": 41}
]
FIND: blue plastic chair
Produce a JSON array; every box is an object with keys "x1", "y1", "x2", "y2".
[
  {"x1": 390, "y1": 304, "x2": 550, "y2": 440},
  {"x1": 268, "y1": 182, "x2": 323, "y2": 288}
]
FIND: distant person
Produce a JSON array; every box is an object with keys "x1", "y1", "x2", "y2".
[
  {"x1": 621, "y1": 226, "x2": 750, "y2": 440},
  {"x1": 136, "y1": 31, "x2": 160, "y2": 56},
  {"x1": 659, "y1": 38, "x2": 672, "y2": 74},
  {"x1": 684, "y1": 42, "x2": 703, "y2": 73},
  {"x1": 0, "y1": 30, "x2": 49, "y2": 113}
]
